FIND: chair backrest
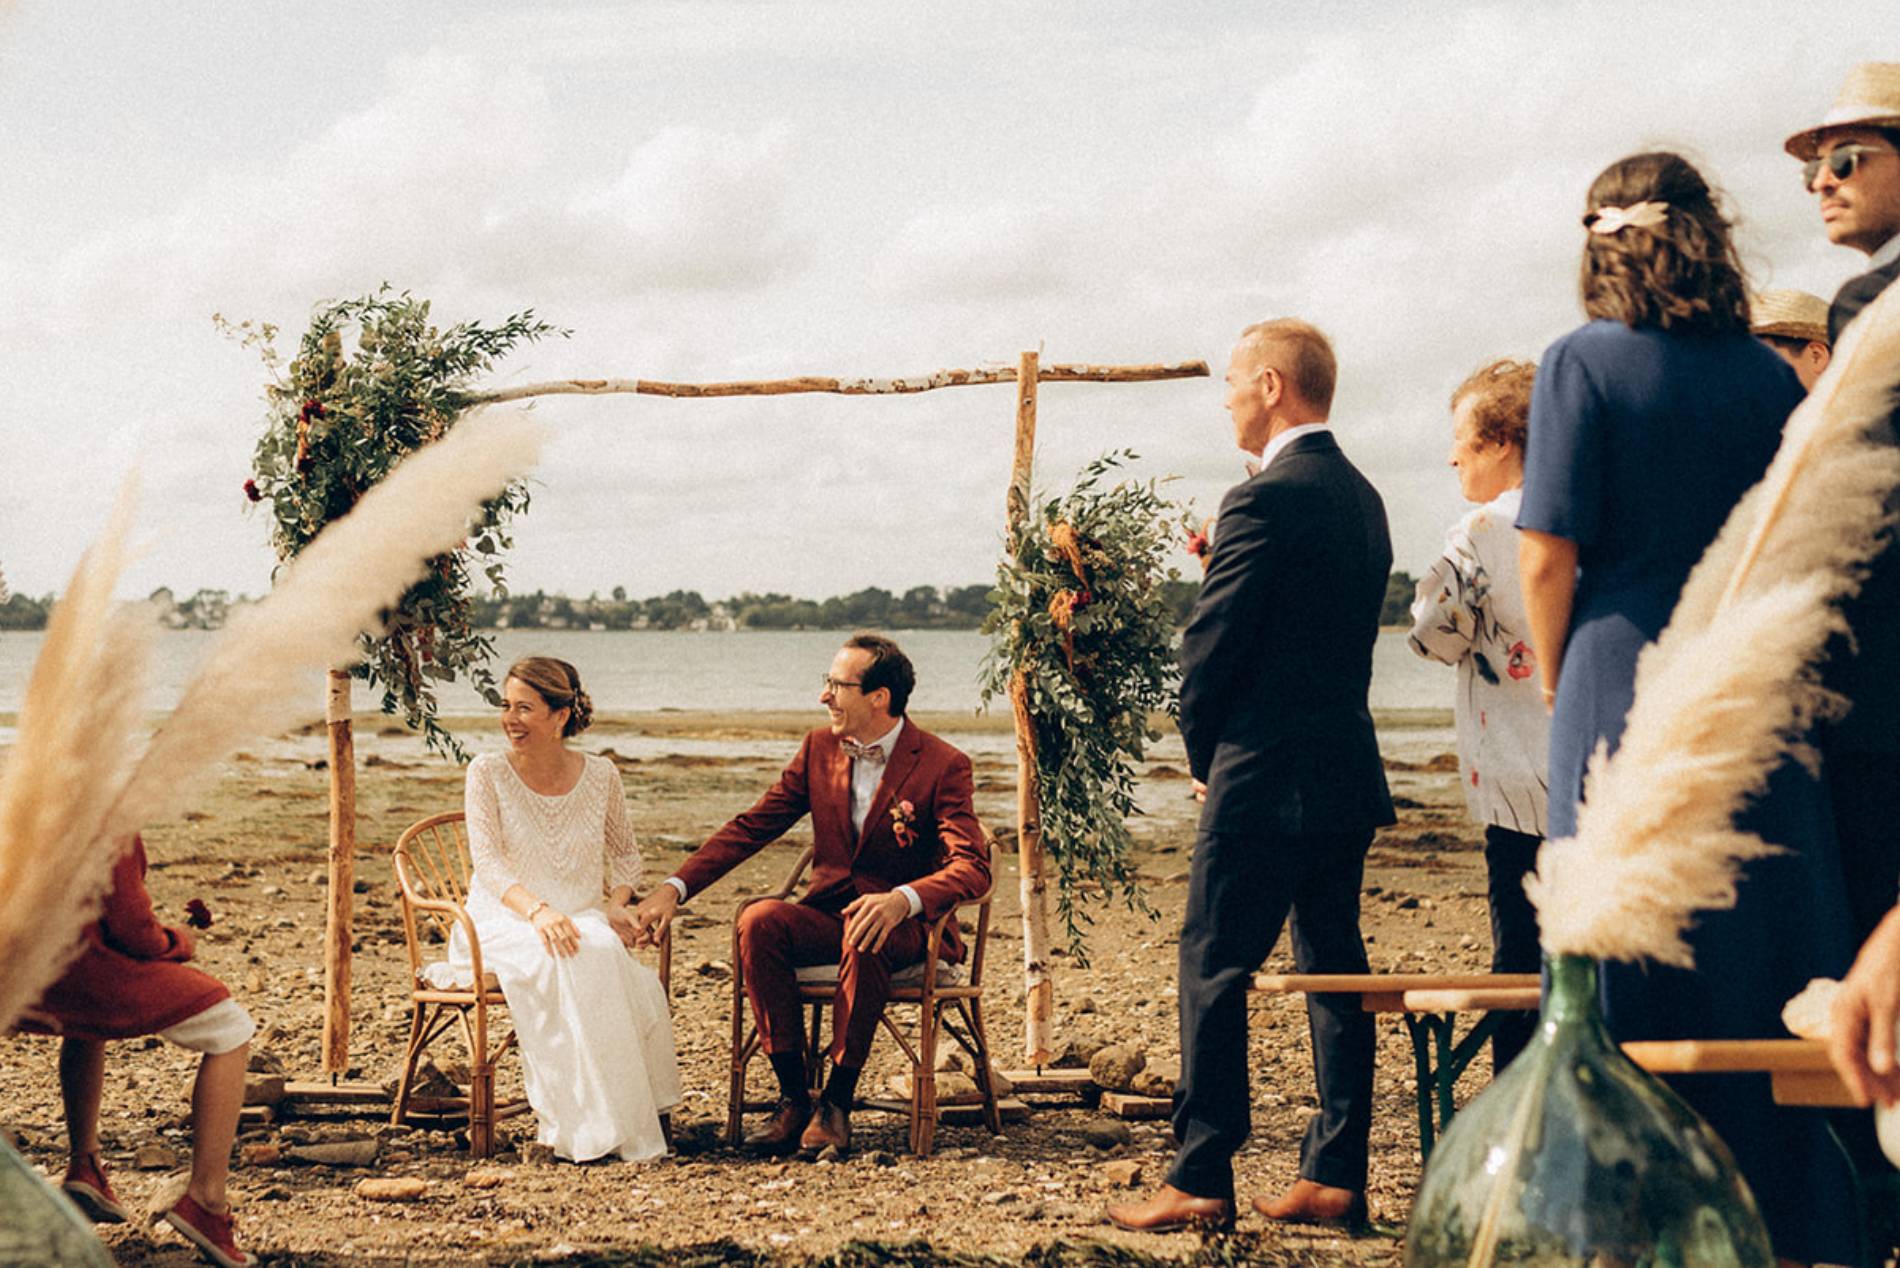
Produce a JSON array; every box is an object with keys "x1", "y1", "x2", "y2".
[{"x1": 393, "y1": 811, "x2": 474, "y2": 980}]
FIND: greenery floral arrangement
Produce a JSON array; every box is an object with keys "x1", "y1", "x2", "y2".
[
  {"x1": 981, "y1": 451, "x2": 1182, "y2": 955},
  {"x1": 225, "y1": 286, "x2": 564, "y2": 759}
]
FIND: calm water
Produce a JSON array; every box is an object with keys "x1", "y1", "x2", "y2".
[{"x1": 0, "y1": 627, "x2": 1452, "y2": 717}]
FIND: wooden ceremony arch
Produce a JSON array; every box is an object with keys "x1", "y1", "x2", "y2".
[{"x1": 316, "y1": 351, "x2": 1207, "y2": 1084}]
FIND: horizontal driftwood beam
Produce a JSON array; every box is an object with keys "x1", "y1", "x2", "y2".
[{"x1": 461, "y1": 360, "x2": 1207, "y2": 406}]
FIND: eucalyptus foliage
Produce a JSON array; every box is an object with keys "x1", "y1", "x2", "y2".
[
  {"x1": 981, "y1": 452, "x2": 1181, "y2": 957},
  {"x1": 227, "y1": 287, "x2": 564, "y2": 759}
]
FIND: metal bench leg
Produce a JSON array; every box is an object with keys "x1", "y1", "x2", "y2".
[{"x1": 1403, "y1": 1013, "x2": 1438, "y2": 1160}]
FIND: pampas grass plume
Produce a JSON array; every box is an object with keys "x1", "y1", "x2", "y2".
[
  {"x1": 0, "y1": 409, "x2": 545, "y2": 1032},
  {"x1": 110, "y1": 410, "x2": 547, "y2": 836},
  {"x1": 0, "y1": 489, "x2": 151, "y2": 1029}
]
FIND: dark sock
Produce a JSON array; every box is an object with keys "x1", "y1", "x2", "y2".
[
  {"x1": 768, "y1": 1052, "x2": 810, "y2": 1107},
  {"x1": 822, "y1": 1062, "x2": 861, "y2": 1110}
]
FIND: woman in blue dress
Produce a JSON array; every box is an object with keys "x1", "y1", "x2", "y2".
[{"x1": 1517, "y1": 151, "x2": 1858, "y2": 1264}]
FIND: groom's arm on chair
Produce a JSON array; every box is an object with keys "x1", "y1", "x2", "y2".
[
  {"x1": 629, "y1": 732, "x2": 815, "y2": 945},
  {"x1": 907, "y1": 749, "x2": 990, "y2": 918}
]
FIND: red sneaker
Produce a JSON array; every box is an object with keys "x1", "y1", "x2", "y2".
[
  {"x1": 60, "y1": 1151, "x2": 128, "y2": 1224},
  {"x1": 160, "y1": 1193, "x2": 255, "y2": 1268}
]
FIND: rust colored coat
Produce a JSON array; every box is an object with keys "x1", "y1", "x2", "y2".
[
  {"x1": 21, "y1": 836, "x2": 230, "y2": 1041},
  {"x1": 672, "y1": 721, "x2": 989, "y2": 961}
]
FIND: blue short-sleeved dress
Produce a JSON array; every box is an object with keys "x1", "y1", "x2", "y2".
[{"x1": 1518, "y1": 319, "x2": 1858, "y2": 1261}]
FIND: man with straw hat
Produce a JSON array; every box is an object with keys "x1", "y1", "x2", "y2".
[
  {"x1": 1750, "y1": 288, "x2": 1832, "y2": 390},
  {"x1": 1787, "y1": 62, "x2": 1900, "y2": 1108}
]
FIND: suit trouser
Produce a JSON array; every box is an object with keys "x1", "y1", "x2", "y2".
[
  {"x1": 735, "y1": 898, "x2": 929, "y2": 1068},
  {"x1": 1482, "y1": 824, "x2": 1543, "y2": 1070},
  {"x1": 1166, "y1": 827, "x2": 1375, "y2": 1200}
]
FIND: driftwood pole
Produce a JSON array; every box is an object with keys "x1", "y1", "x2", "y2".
[
  {"x1": 1005, "y1": 352, "x2": 1057, "y2": 1066},
  {"x1": 321, "y1": 669, "x2": 356, "y2": 1077}
]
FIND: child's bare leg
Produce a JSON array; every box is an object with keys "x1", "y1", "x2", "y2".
[
  {"x1": 58, "y1": 1038, "x2": 107, "y2": 1161},
  {"x1": 183, "y1": 1042, "x2": 247, "y2": 1211}
]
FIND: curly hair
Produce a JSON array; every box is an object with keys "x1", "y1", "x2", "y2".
[
  {"x1": 504, "y1": 656, "x2": 594, "y2": 737},
  {"x1": 1578, "y1": 152, "x2": 1750, "y2": 334},
  {"x1": 1450, "y1": 358, "x2": 1536, "y2": 451}
]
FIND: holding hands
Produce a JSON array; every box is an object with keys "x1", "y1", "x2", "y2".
[{"x1": 625, "y1": 885, "x2": 680, "y2": 949}]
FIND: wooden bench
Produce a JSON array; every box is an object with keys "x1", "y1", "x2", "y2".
[
  {"x1": 1625, "y1": 1038, "x2": 1896, "y2": 1264},
  {"x1": 1254, "y1": 972, "x2": 1541, "y2": 1159}
]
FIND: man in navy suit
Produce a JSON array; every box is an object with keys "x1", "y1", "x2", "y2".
[
  {"x1": 1786, "y1": 64, "x2": 1900, "y2": 951},
  {"x1": 1110, "y1": 319, "x2": 1394, "y2": 1232}
]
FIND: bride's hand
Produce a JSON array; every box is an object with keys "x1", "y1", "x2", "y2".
[
  {"x1": 605, "y1": 902, "x2": 640, "y2": 949},
  {"x1": 530, "y1": 905, "x2": 582, "y2": 958}
]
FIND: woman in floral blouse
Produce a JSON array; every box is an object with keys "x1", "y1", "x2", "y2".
[{"x1": 1408, "y1": 358, "x2": 1548, "y2": 1069}]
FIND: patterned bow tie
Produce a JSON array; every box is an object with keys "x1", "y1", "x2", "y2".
[{"x1": 841, "y1": 738, "x2": 886, "y2": 766}]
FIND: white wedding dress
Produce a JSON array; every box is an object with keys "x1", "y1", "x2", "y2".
[{"x1": 430, "y1": 752, "x2": 681, "y2": 1162}]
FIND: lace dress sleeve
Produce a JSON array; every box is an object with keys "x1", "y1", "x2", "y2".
[
  {"x1": 464, "y1": 755, "x2": 520, "y2": 894},
  {"x1": 601, "y1": 758, "x2": 643, "y2": 893}
]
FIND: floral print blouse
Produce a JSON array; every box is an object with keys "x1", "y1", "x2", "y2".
[{"x1": 1408, "y1": 487, "x2": 1549, "y2": 836}]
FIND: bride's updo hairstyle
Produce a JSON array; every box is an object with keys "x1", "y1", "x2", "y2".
[
  {"x1": 1579, "y1": 151, "x2": 1751, "y2": 336},
  {"x1": 505, "y1": 656, "x2": 594, "y2": 737}
]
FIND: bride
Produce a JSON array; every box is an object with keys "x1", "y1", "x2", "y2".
[{"x1": 433, "y1": 655, "x2": 680, "y2": 1162}]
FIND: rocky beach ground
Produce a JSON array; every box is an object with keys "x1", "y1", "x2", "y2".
[{"x1": 0, "y1": 706, "x2": 1498, "y2": 1266}]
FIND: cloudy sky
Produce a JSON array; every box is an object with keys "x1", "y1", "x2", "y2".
[{"x1": 0, "y1": 4, "x2": 1890, "y2": 602}]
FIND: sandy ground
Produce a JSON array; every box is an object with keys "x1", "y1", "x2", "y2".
[{"x1": 1, "y1": 706, "x2": 1502, "y2": 1266}]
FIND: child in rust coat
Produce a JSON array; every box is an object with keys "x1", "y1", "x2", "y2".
[{"x1": 19, "y1": 834, "x2": 255, "y2": 1268}]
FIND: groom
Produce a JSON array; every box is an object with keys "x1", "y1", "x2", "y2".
[{"x1": 627, "y1": 632, "x2": 989, "y2": 1154}]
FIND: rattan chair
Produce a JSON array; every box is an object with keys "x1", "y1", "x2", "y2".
[
  {"x1": 391, "y1": 810, "x2": 671, "y2": 1157},
  {"x1": 723, "y1": 841, "x2": 999, "y2": 1156}
]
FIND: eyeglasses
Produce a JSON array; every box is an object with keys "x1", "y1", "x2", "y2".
[
  {"x1": 1803, "y1": 143, "x2": 1897, "y2": 189},
  {"x1": 821, "y1": 676, "x2": 864, "y2": 694}
]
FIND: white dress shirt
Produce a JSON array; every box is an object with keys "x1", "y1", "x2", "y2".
[{"x1": 1259, "y1": 422, "x2": 1330, "y2": 472}]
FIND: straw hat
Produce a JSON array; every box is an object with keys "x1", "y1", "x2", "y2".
[
  {"x1": 1785, "y1": 62, "x2": 1900, "y2": 159},
  {"x1": 1750, "y1": 289, "x2": 1831, "y2": 344}
]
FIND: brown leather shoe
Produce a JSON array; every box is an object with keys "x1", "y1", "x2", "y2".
[
  {"x1": 1105, "y1": 1183, "x2": 1237, "y2": 1233},
  {"x1": 1251, "y1": 1178, "x2": 1367, "y2": 1226},
  {"x1": 798, "y1": 1100, "x2": 850, "y2": 1154},
  {"x1": 744, "y1": 1099, "x2": 813, "y2": 1155}
]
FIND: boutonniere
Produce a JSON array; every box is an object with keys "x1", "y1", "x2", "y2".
[{"x1": 889, "y1": 799, "x2": 918, "y2": 848}]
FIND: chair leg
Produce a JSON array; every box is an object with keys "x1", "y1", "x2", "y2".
[
  {"x1": 965, "y1": 999, "x2": 1003, "y2": 1136},
  {"x1": 390, "y1": 1003, "x2": 429, "y2": 1128},
  {"x1": 727, "y1": 1032, "x2": 758, "y2": 1147},
  {"x1": 910, "y1": 1001, "x2": 941, "y2": 1156},
  {"x1": 468, "y1": 1064, "x2": 495, "y2": 1159}
]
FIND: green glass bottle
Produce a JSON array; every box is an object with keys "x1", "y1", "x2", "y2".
[
  {"x1": 1405, "y1": 955, "x2": 1773, "y2": 1266},
  {"x1": 0, "y1": 1136, "x2": 115, "y2": 1267}
]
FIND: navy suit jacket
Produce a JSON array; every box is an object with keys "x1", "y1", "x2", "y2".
[
  {"x1": 1825, "y1": 250, "x2": 1900, "y2": 753},
  {"x1": 1178, "y1": 430, "x2": 1397, "y2": 837}
]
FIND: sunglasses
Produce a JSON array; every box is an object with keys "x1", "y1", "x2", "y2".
[{"x1": 1802, "y1": 143, "x2": 1897, "y2": 188}]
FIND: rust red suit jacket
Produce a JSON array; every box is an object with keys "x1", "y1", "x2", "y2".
[{"x1": 671, "y1": 721, "x2": 990, "y2": 962}]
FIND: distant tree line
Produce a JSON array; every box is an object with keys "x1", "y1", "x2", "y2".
[{"x1": 0, "y1": 572, "x2": 1418, "y2": 633}]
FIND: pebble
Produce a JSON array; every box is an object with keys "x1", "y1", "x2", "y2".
[
  {"x1": 862, "y1": 1150, "x2": 897, "y2": 1168},
  {"x1": 1088, "y1": 1043, "x2": 1146, "y2": 1092},
  {"x1": 355, "y1": 1176, "x2": 429, "y2": 1202},
  {"x1": 287, "y1": 1138, "x2": 379, "y2": 1167},
  {"x1": 520, "y1": 1142, "x2": 557, "y2": 1166},
  {"x1": 465, "y1": 1167, "x2": 512, "y2": 1189},
  {"x1": 1079, "y1": 1119, "x2": 1132, "y2": 1150},
  {"x1": 134, "y1": 1143, "x2": 178, "y2": 1170},
  {"x1": 1100, "y1": 1159, "x2": 1144, "y2": 1187},
  {"x1": 239, "y1": 1143, "x2": 282, "y2": 1167}
]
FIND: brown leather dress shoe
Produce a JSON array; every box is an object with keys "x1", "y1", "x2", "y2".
[
  {"x1": 798, "y1": 1100, "x2": 851, "y2": 1154},
  {"x1": 1105, "y1": 1183, "x2": 1237, "y2": 1233},
  {"x1": 1251, "y1": 1178, "x2": 1367, "y2": 1226},
  {"x1": 744, "y1": 1099, "x2": 813, "y2": 1155}
]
